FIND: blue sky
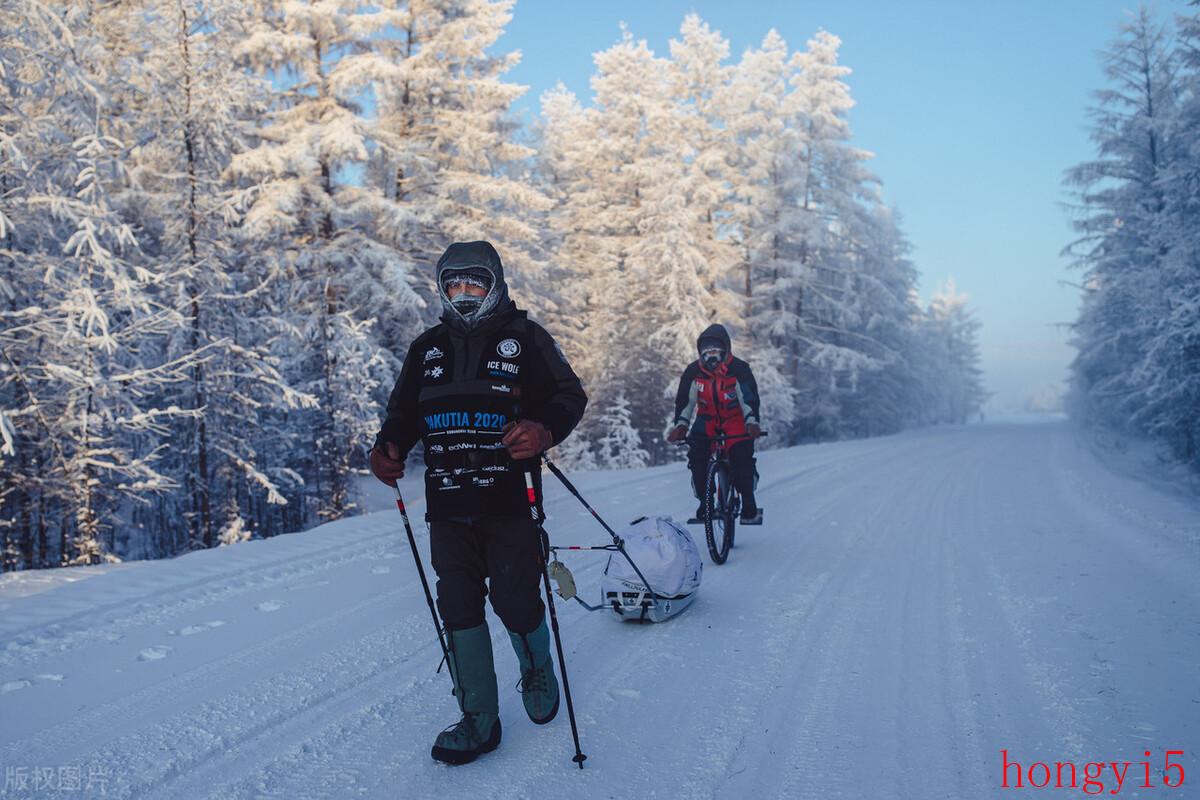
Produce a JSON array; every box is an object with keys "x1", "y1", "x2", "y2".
[{"x1": 497, "y1": 0, "x2": 1187, "y2": 411}]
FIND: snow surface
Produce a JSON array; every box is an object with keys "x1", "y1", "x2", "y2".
[{"x1": 1, "y1": 422, "x2": 1197, "y2": 799}]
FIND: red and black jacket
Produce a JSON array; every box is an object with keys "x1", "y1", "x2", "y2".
[{"x1": 672, "y1": 325, "x2": 760, "y2": 448}]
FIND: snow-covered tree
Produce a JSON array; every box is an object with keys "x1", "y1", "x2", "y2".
[
  {"x1": 548, "y1": 426, "x2": 599, "y2": 471},
  {"x1": 723, "y1": 28, "x2": 890, "y2": 443},
  {"x1": 107, "y1": 0, "x2": 326, "y2": 552},
  {"x1": 358, "y1": 0, "x2": 553, "y2": 327},
  {"x1": 0, "y1": 0, "x2": 206, "y2": 565},
  {"x1": 1134, "y1": 2, "x2": 1200, "y2": 466},
  {"x1": 721, "y1": 30, "x2": 799, "y2": 440},
  {"x1": 923, "y1": 279, "x2": 986, "y2": 424},
  {"x1": 231, "y1": 0, "x2": 421, "y2": 524},
  {"x1": 542, "y1": 27, "x2": 722, "y2": 457},
  {"x1": 1064, "y1": 8, "x2": 1179, "y2": 443},
  {"x1": 595, "y1": 394, "x2": 650, "y2": 469},
  {"x1": 838, "y1": 206, "x2": 923, "y2": 436}
]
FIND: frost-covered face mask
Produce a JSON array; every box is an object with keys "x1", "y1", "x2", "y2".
[
  {"x1": 701, "y1": 347, "x2": 726, "y2": 370},
  {"x1": 440, "y1": 269, "x2": 494, "y2": 321}
]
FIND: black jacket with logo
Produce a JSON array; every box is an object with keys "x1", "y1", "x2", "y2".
[{"x1": 375, "y1": 301, "x2": 587, "y2": 520}]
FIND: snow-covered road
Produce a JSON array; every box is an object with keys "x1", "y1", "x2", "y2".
[{"x1": 2, "y1": 422, "x2": 1197, "y2": 799}]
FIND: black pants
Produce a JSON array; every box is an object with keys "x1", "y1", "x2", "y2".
[
  {"x1": 430, "y1": 515, "x2": 546, "y2": 634},
  {"x1": 687, "y1": 439, "x2": 758, "y2": 517}
]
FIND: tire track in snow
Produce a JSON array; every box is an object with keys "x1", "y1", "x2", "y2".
[
  {"x1": 714, "y1": 435, "x2": 982, "y2": 799},
  {"x1": 2, "y1": 587, "x2": 405, "y2": 777},
  {"x1": 132, "y1": 609, "x2": 444, "y2": 800}
]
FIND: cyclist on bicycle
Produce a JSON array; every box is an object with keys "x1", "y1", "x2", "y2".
[{"x1": 665, "y1": 324, "x2": 763, "y2": 525}]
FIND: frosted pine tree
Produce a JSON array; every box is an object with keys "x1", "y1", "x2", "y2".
[
  {"x1": 362, "y1": 0, "x2": 553, "y2": 326},
  {"x1": 537, "y1": 84, "x2": 601, "y2": 360},
  {"x1": 232, "y1": 0, "x2": 414, "y2": 524},
  {"x1": 111, "y1": 0, "x2": 321, "y2": 552},
  {"x1": 839, "y1": 206, "x2": 923, "y2": 436},
  {"x1": 665, "y1": 15, "x2": 742, "y2": 326},
  {"x1": 723, "y1": 29, "x2": 879, "y2": 442},
  {"x1": 1, "y1": 1, "x2": 206, "y2": 565},
  {"x1": 536, "y1": 84, "x2": 615, "y2": 452},
  {"x1": 548, "y1": 432, "x2": 599, "y2": 471},
  {"x1": 628, "y1": 26, "x2": 724, "y2": 445},
  {"x1": 784, "y1": 30, "x2": 887, "y2": 440},
  {"x1": 924, "y1": 280, "x2": 986, "y2": 424},
  {"x1": 722, "y1": 31, "x2": 800, "y2": 440},
  {"x1": 547, "y1": 29, "x2": 719, "y2": 456},
  {"x1": 596, "y1": 394, "x2": 650, "y2": 470},
  {"x1": 1133, "y1": 5, "x2": 1200, "y2": 466},
  {"x1": 0, "y1": 0, "x2": 59, "y2": 568},
  {"x1": 539, "y1": 34, "x2": 656, "y2": 449},
  {"x1": 1064, "y1": 9, "x2": 1178, "y2": 438}
]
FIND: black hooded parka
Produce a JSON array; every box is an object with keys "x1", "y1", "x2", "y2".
[{"x1": 374, "y1": 242, "x2": 587, "y2": 521}]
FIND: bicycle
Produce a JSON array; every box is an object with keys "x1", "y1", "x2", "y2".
[{"x1": 681, "y1": 431, "x2": 765, "y2": 565}]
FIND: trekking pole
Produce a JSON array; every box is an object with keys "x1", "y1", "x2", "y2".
[
  {"x1": 524, "y1": 467, "x2": 588, "y2": 769},
  {"x1": 392, "y1": 483, "x2": 452, "y2": 676}
]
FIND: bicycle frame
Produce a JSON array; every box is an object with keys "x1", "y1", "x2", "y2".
[
  {"x1": 677, "y1": 430, "x2": 765, "y2": 564},
  {"x1": 682, "y1": 431, "x2": 760, "y2": 502}
]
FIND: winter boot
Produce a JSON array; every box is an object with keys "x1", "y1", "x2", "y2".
[
  {"x1": 432, "y1": 623, "x2": 502, "y2": 765},
  {"x1": 740, "y1": 495, "x2": 762, "y2": 525},
  {"x1": 508, "y1": 618, "x2": 559, "y2": 725}
]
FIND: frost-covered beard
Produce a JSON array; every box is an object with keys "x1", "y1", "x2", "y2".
[
  {"x1": 438, "y1": 266, "x2": 501, "y2": 327},
  {"x1": 450, "y1": 293, "x2": 484, "y2": 316}
]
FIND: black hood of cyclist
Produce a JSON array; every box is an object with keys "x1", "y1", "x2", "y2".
[{"x1": 697, "y1": 323, "x2": 732, "y2": 371}]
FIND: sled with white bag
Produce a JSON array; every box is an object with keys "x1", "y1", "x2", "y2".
[
  {"x1": 548, "y1": 515, "x2": 702, "y2": 623},
  {"x1": 541, "y1": 457, "x2": 702, "y2": 624},
  {"x1": 599, "y1": 516, "x2": 701, "y2": 622}
]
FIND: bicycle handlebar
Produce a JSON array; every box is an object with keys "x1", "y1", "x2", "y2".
[{"x1": 676, "y1": 431, "x2": 767, "y2": 446}]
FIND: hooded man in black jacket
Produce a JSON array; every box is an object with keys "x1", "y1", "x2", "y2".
[{"x1": 370, "y1": 241, "x2": 587, "y2": 766}]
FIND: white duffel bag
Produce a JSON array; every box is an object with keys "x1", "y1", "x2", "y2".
[{"x1": 600, "y1": 516, "x2": 702, "y2": 622}]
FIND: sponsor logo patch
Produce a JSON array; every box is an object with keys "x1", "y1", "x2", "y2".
[
  {"x1": 497, "y1": 338, "x2": 521, "y2": 358},
  {"x1": 425, "y1": 411, "x2": 507, "y2": 431},
  {"x1": 424, "y1": 347, "x2": 444, "y2": 362},
  {"x1": 424, "y1": 366, "x2": 444, "y2": 378},
  {"x1": 487, "y1": 360, "x2": 519, "y2": 376}
]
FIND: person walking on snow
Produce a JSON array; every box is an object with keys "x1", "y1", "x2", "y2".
[
  {"x1": 665, "y1": 324, "x2": 763, "y2": 525},
  {"x1": 370, "y1": 241, "x2": 587, "y2": 766}
]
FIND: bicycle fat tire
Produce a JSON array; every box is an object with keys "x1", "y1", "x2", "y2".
[{"x1": 705, "y1": 460, "x2": 734, "y2": 564}]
